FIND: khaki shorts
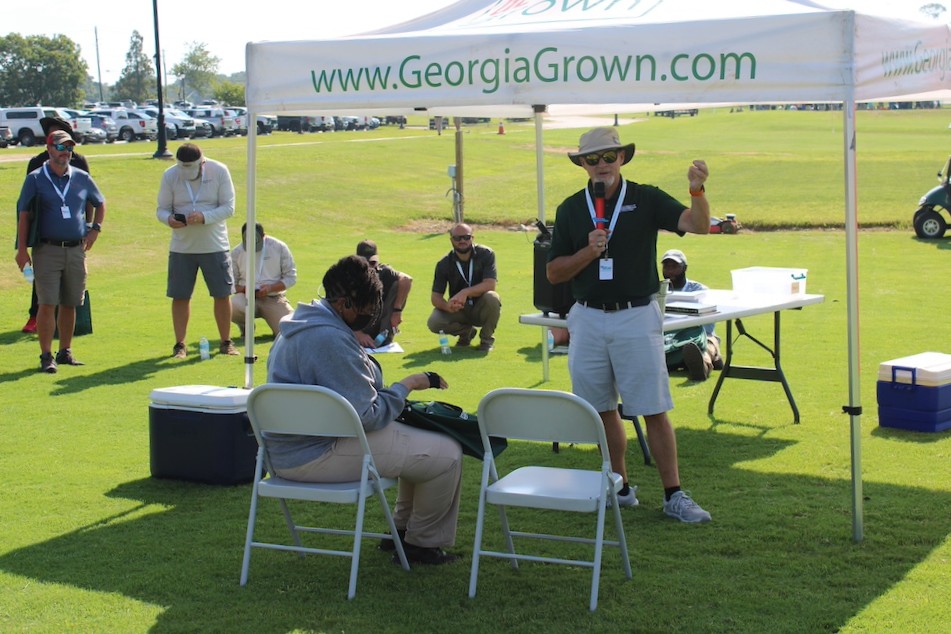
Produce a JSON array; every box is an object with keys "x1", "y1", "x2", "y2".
[{"x1": 33, "y1": 242, "x2": 87, "y2": 306}]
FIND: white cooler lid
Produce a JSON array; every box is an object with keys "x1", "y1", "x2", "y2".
[
  {"x1": 878, "y1": 352, "x2": 951, "y2": 387},
  {"x1": 149, "y1": 385, "x2": 250, "y2": 410}
]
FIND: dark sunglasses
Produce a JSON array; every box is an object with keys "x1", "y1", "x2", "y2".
[
  {"x1": 451, "y1": 234, "x2": 473, "y2": 242},
  {"x1": 582, "y1": 150, "x2": 618, "y2": 166},
  {"x1": 52, "y1": 143, "x2": 75, "y2": 152}
]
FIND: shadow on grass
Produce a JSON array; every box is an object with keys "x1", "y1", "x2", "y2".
[
  {"x1": 40, "y1": 355, "x2": 202, "y2": 396},
  {"x1": 0, "y1": 429, "x2": 948, "y2": 632}
]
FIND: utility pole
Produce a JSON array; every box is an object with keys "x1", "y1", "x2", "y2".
[{"x1": 152, "y1": 0, "x2": 172, "y2": 158}]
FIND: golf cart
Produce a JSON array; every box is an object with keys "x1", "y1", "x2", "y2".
[{"x1": 914, "y1": 155, "x2": 951, "y2": 239}]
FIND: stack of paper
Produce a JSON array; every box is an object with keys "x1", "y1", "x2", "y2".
[
  {"x1": 667, "y1": 290, "x2": 707, "y2": 303},
  {"x1": 665, "y1": 301, "x2": 717, "y2": 315}
]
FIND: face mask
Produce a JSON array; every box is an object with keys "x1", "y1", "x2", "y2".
[{"x1": 349, "y1": 313, "x2": 374, "y2": 331}]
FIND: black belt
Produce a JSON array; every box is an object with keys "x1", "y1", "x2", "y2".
[
  {"x1": 579, "y1": 297, "x2": 651, "y2": 312},
  {"x1": 40, "y1": 239, "x2": 82, "y2": 247}
]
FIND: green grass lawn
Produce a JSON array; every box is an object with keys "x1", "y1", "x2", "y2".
[{"x1": 0, "y1": 109, "x2": 949, "y2": 633}]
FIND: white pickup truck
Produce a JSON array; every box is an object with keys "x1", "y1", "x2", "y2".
[{"x1": 89, "y1": 108, "x2": 158, "y2": 142}]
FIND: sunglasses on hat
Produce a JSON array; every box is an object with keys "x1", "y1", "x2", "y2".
[{"x1": 581, "y1": 150, "x2": 618, "y2": 166}]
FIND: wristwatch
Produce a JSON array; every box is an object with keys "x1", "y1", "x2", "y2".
[{"x1": 89, "y1": 223, "x2": 102, "y2": 232}]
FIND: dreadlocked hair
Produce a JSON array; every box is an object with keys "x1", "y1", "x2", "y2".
[{"x1": 323, "y1": 255, "x2": 383, "y2": 314}]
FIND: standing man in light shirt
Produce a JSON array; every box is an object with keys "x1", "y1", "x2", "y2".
[
  {"x1": 156, "y1": 143, "x2": 238, "y2": 358},
  {"x1": 231, "y1": 222, "x2": 297, "y2": 338}
]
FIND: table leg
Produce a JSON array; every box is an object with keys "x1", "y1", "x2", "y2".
[{"x1": 707, "y1": 312, "x2": 801, "y2": 423}]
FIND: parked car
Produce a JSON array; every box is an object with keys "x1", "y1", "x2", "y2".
[
  {"x1": 89, "y1": 108, "x2": 157, "y2": 142},
  {"x1": 256, "y1": 114, "x2": 277, "y2": 135},
  {"x1": 0, "y1": 106, "x2": 76, "y2": 146},
  {"x1": 137, "y1": 107, "x2": 198, "y2": 140},
  {"x1": 0, "y1": 125, "x2": 13, "y2": 148},
  {"x1": 185, "y1": 107, "x2": 237, "y2": 137},
  {"x1": 225, "y1": 108, "x2": 248, "y2": 136},
  {"x1": 82, "y1": 126, "x2": 108, "y2": 144},
  {"x1": 84, "y1": 114, "x2": 119, "y2": 143},
  {"x1": 193, "y1": 120, "x2": 213, "y2": 138}
]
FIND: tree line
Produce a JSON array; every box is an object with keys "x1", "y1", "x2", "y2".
[{"x1": 0, "y1": 31, "x2": 245, "y2": 107}]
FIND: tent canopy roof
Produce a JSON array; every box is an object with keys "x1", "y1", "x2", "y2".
[{"x1": 246, "y1": 0, "x2": 951, "y2": 116}]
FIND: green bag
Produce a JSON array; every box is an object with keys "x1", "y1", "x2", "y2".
[
  {"x1": 54, "y1": 290, "x2": 93, "y2": 338},
  {"x1": 397, "y1": 400, "x2": 507, "y2": 461}
]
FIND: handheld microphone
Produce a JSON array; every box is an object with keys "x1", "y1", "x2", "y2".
[{"x1": 593, "y1": 181, "x2": 606, "y2": 228}]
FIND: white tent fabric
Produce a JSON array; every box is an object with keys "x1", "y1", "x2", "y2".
[{"x1": 242, "y1": 0, "x2": 951, "y2": 541}]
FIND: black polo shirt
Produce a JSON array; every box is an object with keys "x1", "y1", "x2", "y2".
[
  {"x1": 548, "y1": 179, "x2": 685, "y2": 303},
  {"x1": 431, "y1": 244, "x2": 497, "y2": 298}
]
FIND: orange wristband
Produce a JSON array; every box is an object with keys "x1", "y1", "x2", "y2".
[{"x1": 690, "y1": 185, "x2": 705, "y2": 197}]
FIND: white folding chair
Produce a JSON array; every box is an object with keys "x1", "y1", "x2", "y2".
[
  {"x1": 468, "y1": 388, "x2": 632, "y2": 612},
  {"x1": 239, "y1": 383, "x2": 409, "y2": 598}
]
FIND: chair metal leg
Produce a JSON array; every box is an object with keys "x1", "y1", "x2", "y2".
[{"x1": 240, "y1": 451, "x2": 265, "y2": 586}]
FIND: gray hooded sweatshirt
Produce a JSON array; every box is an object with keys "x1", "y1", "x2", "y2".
[{"x1": 264, "y1": 299, "x2": 410, "y2": 470}]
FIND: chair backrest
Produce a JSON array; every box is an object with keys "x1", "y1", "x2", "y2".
[
  {"x1": 247, "y1": 383, "x2": 367, "y2": 447},
  {"x1": 477, "y1": 388, "x2": 609, "y2": 455}
]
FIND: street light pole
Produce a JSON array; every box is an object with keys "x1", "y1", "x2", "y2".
[{"x1": 152, "y1": 0, "x2": 172, "y2": 159}]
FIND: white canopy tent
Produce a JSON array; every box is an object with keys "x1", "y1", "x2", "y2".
[{"x1": 242, "y1": 0, "x2": 951, "y2": 541}]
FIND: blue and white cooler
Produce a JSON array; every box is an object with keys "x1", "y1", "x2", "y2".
[
  {"x1": 877, "y1": 352, "x2": 951, "y2": 433},
  {"x1": 149, "y1": 385, "x2": 258, "y2": 484}
]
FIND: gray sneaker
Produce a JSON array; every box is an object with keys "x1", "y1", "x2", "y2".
[
  {"x1": 608, "y1": 485, "x2": 639, "y2": 508},
  {"x1": 663, "y1": 490, "x2": 711, "y2": 523}
]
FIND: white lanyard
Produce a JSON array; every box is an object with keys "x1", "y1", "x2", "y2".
[
  {"x1": 43, "y1": 163, "x2": 72, "y2": 207},
  {"x1": 454, "y1": 259, "x2": 473, "y2": 287},
  {"x1": 184, "y1": 179, "x2": 203, "y2": 212},
  {"x1": 584, "y1": 180, "x2": 627, "y2": 242}
]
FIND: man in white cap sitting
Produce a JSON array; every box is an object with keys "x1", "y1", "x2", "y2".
[
  {"x1": 661, "y1": 248, "x2": 723, "y2": 381},
  {"x1": 156, "y1": 143, "x2": 238, "y2": 358},
  {"x1": 547, "y1": 126, "x2": 713, "y2": 523}
]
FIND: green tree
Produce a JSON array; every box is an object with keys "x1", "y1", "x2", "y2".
[
  {"x1": 0, "y1": 33, "x2": 87, "y2": 106},
  {"x1": 112, "y1": 31, "x2": 155, "y2": 104},
  {"x1": 171, "y1": 42, "x2": 220, "y2": 100},
  {"x1": 213, "y1": 80, "x2": 245, "y2": 107},
  {"x1": 920, "y1": 3, "x2": 947, "y2": 19}
]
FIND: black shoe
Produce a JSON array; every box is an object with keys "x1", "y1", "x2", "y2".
[
  {"x1": 39, "y1": 352, "x2": 57, "y2": 374},
  {"x1": 395, "y1": 542, "x2": 460, "y2": 565},
  {"x1": 456, "y1": 327, "x2": 477, "y2": 348},
  {"x1": 379, "y1": 529, "x2": 406, "y2": 552},
  {"x1": 55, "y1": 348, "x2": 84, "y2": 366},
  {"x1": 682, "y1": 342, "x2": 709, "y2": 381}
]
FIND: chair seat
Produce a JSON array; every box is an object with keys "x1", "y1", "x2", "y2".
[
  {"x1": 258, "y1": 475, "x2": 399, "y2": 504},
  {"x1": 486, "y1": 466, "x2": 621, "y2": 512}
]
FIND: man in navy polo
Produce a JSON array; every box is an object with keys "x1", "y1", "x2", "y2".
[{"x1": 15, "y1": 130, "x2": 106, "y2": 373}]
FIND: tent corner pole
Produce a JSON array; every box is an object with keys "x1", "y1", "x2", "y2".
[{"x1": 533, "y1": 105, "x2": 547, "y2": 225}]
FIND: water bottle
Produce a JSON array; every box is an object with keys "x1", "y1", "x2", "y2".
[
  {"x1": 374, "y1": 329, "x2": 389, "y2": 347},
  {"x1": 438, "y1": 330, "x2": 451, "y2": 356},
  {"x1": 547, "y1": 328, "x2": 555, "y2": 351},
  {"x1": 22, "y1": 264, "x2": 34, "y2": 283},
  {"x1": 199, "y1": 336, "x2": 210, "y2": 360}
]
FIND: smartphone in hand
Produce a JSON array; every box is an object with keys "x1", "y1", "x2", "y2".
[{"x1": 174, "y1": 213, "x2": 187, "y2": 224}]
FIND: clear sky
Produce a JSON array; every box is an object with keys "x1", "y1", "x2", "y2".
[{"x1": 4, "y1": 0, "x2": 936, "y2": 85}]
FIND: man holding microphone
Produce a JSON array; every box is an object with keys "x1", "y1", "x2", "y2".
[{"x1": 547, "y1": 127, "x2": 712, "y2": 523}]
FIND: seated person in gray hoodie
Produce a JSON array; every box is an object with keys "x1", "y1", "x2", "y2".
[{"x1": 266, "y1": 255, "x2": 463, "y2": 566}]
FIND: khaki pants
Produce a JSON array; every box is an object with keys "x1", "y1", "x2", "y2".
[
  {"x1": 427, "y1": 290, "x2": 501, "y2": 345},
  {"x1": 276, "y1": 421, "x2": 463, "y2": 549},
  {"x1": 231, "y1": 293, "x2": 293, "y2": 336}
]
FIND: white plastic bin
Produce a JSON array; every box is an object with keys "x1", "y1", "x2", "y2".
[{"x1": 731, "y1": 267, "x2": 807, "y2": 296}]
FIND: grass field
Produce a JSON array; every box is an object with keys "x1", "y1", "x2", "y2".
[{"x1": 0, "y1": 108, "x2": 949, "y2": 633}]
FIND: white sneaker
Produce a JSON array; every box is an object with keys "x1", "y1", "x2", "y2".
[
  {"x1": 608, "y1": 485, "x2": 639, "y2": 508},
  {"x1": 663, "y1": 490, "x2": 711, "y2": 523}
]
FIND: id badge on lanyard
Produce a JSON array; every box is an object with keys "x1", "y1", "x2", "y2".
[{"x1": 585, "y1": 181, "x2": 627, "y2": 281}]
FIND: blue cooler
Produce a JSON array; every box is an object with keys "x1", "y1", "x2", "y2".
[
  {"x1": 877, "y1": 353, "x2": 951, "y2": 433},
  {"x1": 149, "y1": 385, "x2": 258, "y2": 484}
]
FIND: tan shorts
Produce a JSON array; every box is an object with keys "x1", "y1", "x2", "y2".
[{"x1": 33, "y1": 242, "x2": 87, "y2": 306}]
